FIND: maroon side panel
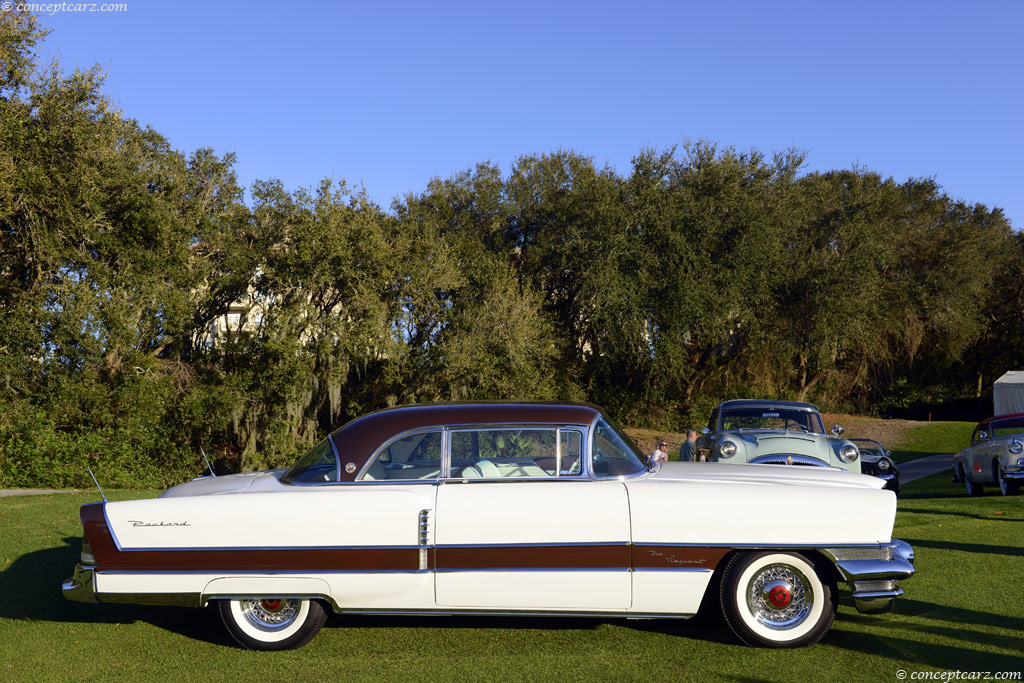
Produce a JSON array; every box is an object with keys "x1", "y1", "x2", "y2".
[
  {"x1": 83, "y1": 503, "x2": 731, "y2": 573},
  {"x1": 632, "y1": 545, "x2": 731, "y2": 571},
  {"x1": 436, "y1": 544, "x2": 630, "y2": 570},
  {"x1": 81, "y1": 503, "x2": 418, "y2": 572}
]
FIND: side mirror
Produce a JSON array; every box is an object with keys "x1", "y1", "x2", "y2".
[
  {"x1": 701, "y1": 427, "x2": 710, "y2": 435},
  {"x1": 885, "y1": 450, "x2": 893, "y2": 457},
  {"x1": 831, "y1": 424, "x2": 845, "y2": 437},
  {"x1": 978, "y1": 431, "x2": 989, "y2": 441}
]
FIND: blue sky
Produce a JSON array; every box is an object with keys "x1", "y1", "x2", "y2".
[{"x1": 35, "y1": 0, "x2": 1024, "y2": 228}]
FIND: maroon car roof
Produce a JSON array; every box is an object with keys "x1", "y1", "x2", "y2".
[
  {"x1": 329, "y1": 402, "x2": 604, "y2": 481},
  {"x1": 979, "y1": 413, "x2": 1024, "y2": 426}
]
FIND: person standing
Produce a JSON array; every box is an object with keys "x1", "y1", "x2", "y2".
[{"x1": 679, "y1": 430, "x2": 698, "y2": 461}]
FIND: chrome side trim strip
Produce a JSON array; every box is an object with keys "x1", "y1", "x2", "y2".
[
  {"x1": 96, "y1": 592, "x2": 203, "y2": 607},
  {"x1": 97, "y1": 569, "x2": 432, "y2": 575},
  {"x1": 434, "y1": 567, "x2": 630, "y2": 573},
  {"x1": 631, "y1": 567, "x2": 713, "y2": 573},
  {"x1": 111, "y1": 543, "x2": 423, "y2": 553},
  {"x1": 335, "y1": 608, "x2": 694, "y2": 619},
  {"x1": 433, "y1": 541, "x2": 629, "y2": 549}
]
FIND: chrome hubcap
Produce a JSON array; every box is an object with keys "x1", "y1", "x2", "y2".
[
  {"x1": 747, "y1": 564, "x2": 812, "y2": 630},
  {"x1": 240, "y1": 598, "x2": 300, "y2": 632}
]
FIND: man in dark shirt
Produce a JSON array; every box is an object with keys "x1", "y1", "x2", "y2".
[{"x1": 679, "y1": 430, "x2": 698, "y2": 461}]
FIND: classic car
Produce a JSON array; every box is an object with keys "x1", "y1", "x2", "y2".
[
  {"x1": 63, "y1": 402, "x2": 913, "y2": 650},
  {"x1": 850, "y1": 438, "x2": 901, "y2": 494},
  {"x1": 697, "y1": 400, "x2": 861, "y2": 473},
  {"x1": 952, "y1": 414, "x2": 1024, "y2": 496}
]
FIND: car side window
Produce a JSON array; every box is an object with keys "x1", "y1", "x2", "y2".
[
  {"x1": 360, "y1": 431, "x2": 442, "y2": 481},
  {"x1": 451, "y1": 428, "x2": 566, "y2": 478}
]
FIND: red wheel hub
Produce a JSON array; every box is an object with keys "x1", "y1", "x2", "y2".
[
  {"x1": 260, "y1": 599, "x2": 282, "y2": 611},
  {"x1": 766, "y1": 583, "x2": 792, "y2": 608}
]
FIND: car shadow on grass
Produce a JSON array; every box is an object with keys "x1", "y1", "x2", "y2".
[
  {"x1": 0, "y1": 537, "x2": 233, "y2": 646},
  {"x1": 319, "y1": 610, "x2": 734, "y2": 645},
  {"x1": 898, "y1": 537, "x2": 1024, "y2": 559},
  {"x1": 830, "y1": 612, "x2": 1024, "y2": 671},
  {"x1": 838, "y1": 596, "x2": 1024, "y2": 668},
  {"x1": 898, "y1": 507, "x2": 1024, "y2": 522}
]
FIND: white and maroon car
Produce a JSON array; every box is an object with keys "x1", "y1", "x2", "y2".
[{"x1": 63, "y1": 402, "x2": 914, "y2": 650}]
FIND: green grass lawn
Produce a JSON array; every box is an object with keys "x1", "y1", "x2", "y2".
[
  {"x1": 889, "y1": 421, "x2": 977, "y2": 465},
  {"x1": 2, "y1": 474, "x2": 1022, "y2": 682}
]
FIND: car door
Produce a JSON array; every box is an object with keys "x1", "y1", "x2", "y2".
[{"x1": 433, "y1": 425, "x2": 632, "y2": 610}]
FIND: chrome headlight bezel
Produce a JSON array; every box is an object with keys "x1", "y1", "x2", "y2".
[
  {"x1": 1009, "y1": 440, "x2": 1023, "y2": 455},
  {"x1": 877, "y1": 458, "x2": 891, "y2": 471},
  {"x1": 838, "y1": 444, "x2": 859, "y2": 463},
  {"x1": 719, "y1": 440, "x2": 737, "y2": 458}
]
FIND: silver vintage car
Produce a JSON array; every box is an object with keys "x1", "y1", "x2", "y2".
[
  {"x1": 952, "y1": 414, "x2": 1024, "y2": 496},
  {"x1": 697, "y1": 400, "x2": 861, "y2": 473}
]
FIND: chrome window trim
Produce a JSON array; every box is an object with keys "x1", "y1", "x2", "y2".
[
  {"x1": 352, "y1": 426, "x2": 446, "y2": 482},
  {"x1": 587, "y1": 415, "x2": 649, "y2": 481},
  {"x1": 327, "y1": 432, "x2": 342, "y2": 482}
]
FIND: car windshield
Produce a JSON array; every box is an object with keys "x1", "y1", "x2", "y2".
[
  {"x1": 281, "y1": 438, "x2": 338, "y2": 483},
  {"x1": 853, "y1": 440, "x2": 883, "y2": 457},
  {"x1": 719, "y1": 407, "x2": 824, "y2": 433},
  {"x1": 591, "y1": 418, "x2": 647, "y2": 477},
  {"x1": 990, "y1": 416, "x2": 1024, "y2": 439}
]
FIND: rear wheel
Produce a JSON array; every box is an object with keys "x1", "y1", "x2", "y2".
[
  {"x1": 719, "y1": 551, "x2": 835, "y2": 648},
  {"x1": 964, "y1": 464, "x2": 984, "y2": 497},
  {"x1": 218, "y1": 598, "x2": 326, "y2": 650},
  {"x1": 995, "y1": 461, "x2": 1021, "y2": 496}
]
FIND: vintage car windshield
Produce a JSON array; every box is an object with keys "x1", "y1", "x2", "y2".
[
  {"x1": 591, "y1": 418, "x2": 647, "y2": 477},
  {"x1": 720, "y1": 407, "x2": 824, "y2": 433},
  {"x1": 991, "y1": 416, "x2": 1024, "y2": 438},
  {"x1": 281, "y1": 438, "x2": 338, "y2": 483},
  {"x1": 852, "y1": 440, "x2": 883, "y2": 458}
]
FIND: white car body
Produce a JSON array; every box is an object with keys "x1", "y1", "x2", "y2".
[{"x1": 64, "y1": 402, "x2": 914, "y2": 650}]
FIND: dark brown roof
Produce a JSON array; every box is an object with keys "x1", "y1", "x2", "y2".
[{"x1": 330, "y1": 402, "x2": 603, "y2": 481}]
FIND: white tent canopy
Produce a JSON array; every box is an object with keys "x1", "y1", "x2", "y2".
[{"x1": 993, "y1": 371, "x2": 1024, "y2": 416}]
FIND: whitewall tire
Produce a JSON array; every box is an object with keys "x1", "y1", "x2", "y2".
[
  {"x1": 720, "y1": 551, "x2": 835, "y2": 648},
  {"x1": 218, "y1": 598, "x2": 327, "y2": 650}
]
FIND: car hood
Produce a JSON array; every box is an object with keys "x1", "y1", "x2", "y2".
[
  {"x1": 159, "y1": 470, "x2": 288, "y2": 498},
  {"x1": 650, "y1": 461, "x2": 884, "y2": 489}
]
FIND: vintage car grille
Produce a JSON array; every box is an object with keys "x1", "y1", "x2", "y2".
[{"x1": 749, "y1": 454, "x2": 829, "y2": 467}]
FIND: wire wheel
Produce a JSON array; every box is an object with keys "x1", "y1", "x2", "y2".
[{"x1": 720, "y1": 551, "x2": 834, "y2": 648}]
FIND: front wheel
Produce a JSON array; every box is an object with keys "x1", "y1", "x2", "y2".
[
  {"x1": 719, "y1": 551, "x2": 835, "y2": 648},
  {"x1": 995, "y1": 462, "x2": 1021, "y2": 496},
  {"x1": 218, "y1": 598, "x2": 327, "y2": 650}
]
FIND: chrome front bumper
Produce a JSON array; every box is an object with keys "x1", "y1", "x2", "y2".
[
  {"x1": 824, "y1": 539, "x2": 915, "y2": 614},
  {"x1": 62, "y1": 563, "x2": 98, "y2": 604}
]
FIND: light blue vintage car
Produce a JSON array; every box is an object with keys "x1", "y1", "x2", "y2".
[
  {"x1": 697, "y1": 400, "x2": 861, "y2": 473},
  {"x1": 952, "y1": 414, "x2": 1024, "y2": 496}
]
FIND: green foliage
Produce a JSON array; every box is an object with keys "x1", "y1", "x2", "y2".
[{"x1": 0, "y1": 21, "x2": 1021, "y2": 487}]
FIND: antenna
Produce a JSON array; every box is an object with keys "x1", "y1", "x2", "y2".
[
  {"x1": 87, "y1": 467, "x2": 108, "y2": 503},
  {"x1": 200, "y1": 447, "x2": 216, "y2": 477}
]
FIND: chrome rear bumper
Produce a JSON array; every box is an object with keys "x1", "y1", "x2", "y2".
[
  {"x1": 62, "y1": 563, "x2": 98, "y2": 604},
  {"x1": 824, "y1": 539, "x2": 915, "y2": 614}
]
